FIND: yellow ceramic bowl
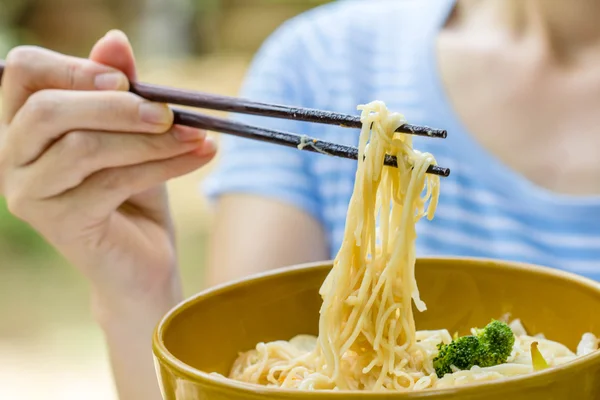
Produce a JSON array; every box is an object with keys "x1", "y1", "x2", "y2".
[{"x1": 153, "y1": 257, "x2": 600, "y2": 399}]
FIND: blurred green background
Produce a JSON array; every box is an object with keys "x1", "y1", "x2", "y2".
[{"x1": 0, "y1": 1, "x2": 330, "y2": 398}]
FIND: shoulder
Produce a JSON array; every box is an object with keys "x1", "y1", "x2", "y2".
[
  {"x1": 284, "y1": 0, "x2": 442, "y2": 31},
  {"x1": 249, "y1": 0, "x2": 446, "y2": 111}
]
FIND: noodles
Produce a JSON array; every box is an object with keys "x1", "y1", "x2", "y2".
[
  {"x1": 297, "y1": 135, "x2": 331, "y2": 155},
  {"x1": 225, "y1": 101, "x2": 598, "y2": 391}
]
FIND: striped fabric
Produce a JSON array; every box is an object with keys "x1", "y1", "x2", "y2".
[{"x1": 204, "y1": 0, "x2": 600, "y2": 280}]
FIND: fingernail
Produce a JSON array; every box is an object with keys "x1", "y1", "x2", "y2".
[
  {"x1": 105, "y1": 29, "x2": 129, "y2": 42},
  {"x1": 94, "y1": 72, "x2": 128, "y2": 90},
  {"x1": 139, "y1": 102, "x2": 173, "y2": 125},
  {"x1": 195, "y1": 137, "x2": 217, "y2": 156},
  {"x1": 172, "y1": 126, "x2": 205, "y2": 142}
]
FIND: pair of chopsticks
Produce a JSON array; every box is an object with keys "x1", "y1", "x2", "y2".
[{"x1": 0, "y1": 60, "x2": 450, "y2": 177}]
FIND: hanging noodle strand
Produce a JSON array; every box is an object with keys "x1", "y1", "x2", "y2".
[{"x1": 224, "y1": 101, "x2": 598, "y2": 392}]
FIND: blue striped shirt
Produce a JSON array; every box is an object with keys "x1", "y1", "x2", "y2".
[{"x1": 204, "y1": 0, "x2": 600, "y2": 280}]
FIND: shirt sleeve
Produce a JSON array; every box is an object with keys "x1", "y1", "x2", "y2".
[{"x1": 202, "y1": 18, "x2": 323, "y2": 224}]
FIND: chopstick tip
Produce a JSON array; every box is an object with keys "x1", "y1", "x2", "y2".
[
  {"x1": 438, "y1": 166, "x2": 450, "y2": 177},
  {"x1": 428, "y1": 129, "x2": 447, "y2": 139}
]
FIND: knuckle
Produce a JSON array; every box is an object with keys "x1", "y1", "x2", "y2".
[
  {"x1": 64, "y1": 62, "x2": 78, "y2": 90},
  {"x1": 5, "y1": 46, "x2": 41, "y2": 76},
  {"x1": 23, "y1": 90, "x2": 61, "y2": 121},
  {"x1": 143, "y1": 133, "x2": 167, "y2": 153},
  {"x1": 96, "y1": 168, "x2": 126, "y2": 192},
  {"x1": 61, "y1": 131, "x2": 100, "y2": 159}
]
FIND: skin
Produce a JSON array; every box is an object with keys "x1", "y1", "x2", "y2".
[
  {"x1": 3, "y1": 0, "x2": 600, "y2": 398},
  {"x1": 206, "y1": 194, "x2": 328, "y2": 285},
  {"x1": 0, "y1": 31, "x2": 216, "y2": 399},
  {"x1": 438, "y1": 0, "x2": 600, "y2": 196}
]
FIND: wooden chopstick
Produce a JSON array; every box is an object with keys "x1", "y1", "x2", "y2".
[
  {"x1": 0, "y1": 59, "x2": 450, "y2": 177},
  {"x1": 0, "y1": 60, "x2": 445, "y2": 138},
  {"x1": 130, "y1": 82, "x2": 447, "y2": 139},
  {"x1": 173, "y1": 107, "x2": 450, "y2": 177}
]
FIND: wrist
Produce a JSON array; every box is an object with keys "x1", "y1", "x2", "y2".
[
  {"x1": 91, "y1": 271, "x2": 183, "y2": 331},
  {"x1": 91, "y1": 278, "x2": 179, "y2": 400}
]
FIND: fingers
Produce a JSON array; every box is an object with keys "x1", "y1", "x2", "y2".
[
  {"x1": 16, "y1": 126, "x2": 210, "y2": 199},
  {"x1": 1, "y1": 46, "x2": 129, "y2": 124},
  {"x1": 5, "y1": 134, "x2": 216, "y2": 230},
  {"x1": 7, "y1": 89, "x2": 174, "y2": 166},
  {"x1": 54, "y1": 142, "x2": 217, "y2": 223}
]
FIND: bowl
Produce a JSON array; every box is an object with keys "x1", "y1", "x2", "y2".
[{"x1": 153, "y1": 257, "x2": 600, "y2": 399}]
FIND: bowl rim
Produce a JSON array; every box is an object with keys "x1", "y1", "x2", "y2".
[{"x1": 153, "y1": 256, "x2": 600, "y2": 398}]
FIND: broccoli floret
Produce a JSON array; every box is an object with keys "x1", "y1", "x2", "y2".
[
  {"x1": 432, "y1": 336, "x2": 480, "y2": 378},
  {"x1": 432, "y1": 320, "x2": 514, "y2": 378},
  {"x1": 477, "y1": 320, "x2": 515, "y2": 367}
]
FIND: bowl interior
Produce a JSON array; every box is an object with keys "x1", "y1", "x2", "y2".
[{"x1": 159, "y1": 257, "x2": 600, "y2": 379}]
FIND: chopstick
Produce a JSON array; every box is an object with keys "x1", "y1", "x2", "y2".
[
  {"x1": 0, "y1": 60, "x2": 450, "y2": 177},
  {"x1": 130, "y1": 82, "x2": 447, "y2": 139},
  {"x1": 174, "y1": 108, "x2": 450, "y2": 176}
]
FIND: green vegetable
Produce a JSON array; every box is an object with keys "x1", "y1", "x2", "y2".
[
  {"x1": 530, "y1": 342, "x2": 549, "y2": 371},
  {"x1": 433, "y1": 335, "x2": 480, "y2": 378},
  {"x1": 433, "y1": 320, "x2": 515, "y2": 378},
  {"x1": 476, "y1": 320, "x2": 516, "y2": 367}
]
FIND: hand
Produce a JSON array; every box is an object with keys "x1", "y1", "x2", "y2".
[{"x1": 0, "y1": 31, "x2": 217, "y2": 320}]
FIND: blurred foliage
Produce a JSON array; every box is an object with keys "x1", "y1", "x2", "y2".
[
  {"x1": 0, "y1": 0, "x2": 333, "y2": 56},
  {"x1": 0, "y1": 198, "x2": 53, "y2": 261}
]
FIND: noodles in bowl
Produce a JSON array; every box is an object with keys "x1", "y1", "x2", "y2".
[{"x1": 217, "y1": 102, "x2": 599, "y2": 392}]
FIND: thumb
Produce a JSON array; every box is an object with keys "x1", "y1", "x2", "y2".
[
  {"x1": 88, "y1": 30, "x2": 173, "y2": 224},
  {"x1": 89, "y1": 30, "x2": 137, "y2": 81}
]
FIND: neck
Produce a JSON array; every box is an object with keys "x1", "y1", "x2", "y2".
[{"x1": 456, "y1": 0, "x2": 600, "y2": 58}]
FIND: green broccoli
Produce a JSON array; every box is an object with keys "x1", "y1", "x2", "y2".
[
  {"x1": 432, "y1": 335, "x2": 480, "y2": 378},
  {"x1": 432, "y1": 320, "x2": 514, "y2": 378},
  {"x1": 476, "y1": 320, "x2": 515, "y2": 367}
]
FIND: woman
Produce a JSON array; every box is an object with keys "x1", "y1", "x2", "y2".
[{"x1": 2, "y1": 0, "x2": 600, "y2": 398}]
